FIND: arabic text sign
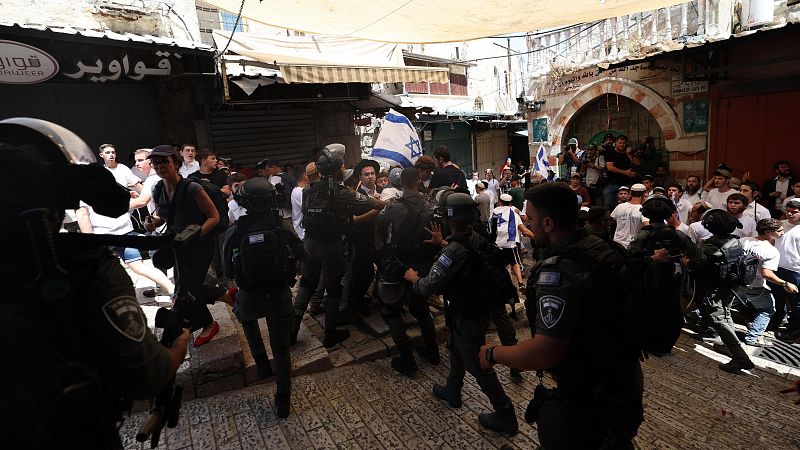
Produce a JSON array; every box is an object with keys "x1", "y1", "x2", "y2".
[
  {"x1": 0, "y1": 40, "x2": 59, "y2": 84},
  {"x1": 670, "y1": 75, "x2": 708, "y2": 96},
  {"x1": 64, "y1": 50, "x2": 180, "y2": 83}
]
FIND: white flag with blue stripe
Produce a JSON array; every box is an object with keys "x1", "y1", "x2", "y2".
[
  {"x1": 533, "y1": 143, "x2": 551, "y2": 179},
  {"x1": 370, "y1": 109, "x2": 422, "y2": 168}
]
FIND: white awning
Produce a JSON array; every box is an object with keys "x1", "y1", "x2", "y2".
[
  {"x1": 213, "y1": 30, "x2": 449, "y2": 84},
  {"x1": 204, "y1": 0, "x2": 685, "y2": 43}
]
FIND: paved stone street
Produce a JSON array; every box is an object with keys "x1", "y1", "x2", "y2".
[{"x1": 121, "y1": 326, "x2": 800, "y2": 450}]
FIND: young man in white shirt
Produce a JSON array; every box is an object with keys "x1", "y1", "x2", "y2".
[
  {"x1": 687, "y1": 201, "x2": 714, "y2": 243},
  {"x1": 740, "y1": 180, "x2": 771, "y2": 223},
  {"x1": 668, "y1": 183, "x2": 693, "y2": 225},
  {"x1": 226, "y1": 172, "x2": 248, "y2": 224},
  {"x1": 727, "y1": 193, "x2": 757, "y2": 238},
  {"x1": 292, "y1": 163, "x2": 318, "y2": 239},
  {"x1": 491, "y1": 194, "x2": 534, "y2": 288},
  {"x1": 704, "y1": 169, "x2": 735, "y2": 210},
  {"x1": 773, "y1": 199, "x2": 800, "y2": 341},
  {"x1": 99, "y1": 143, "x2": 142, "y2": 192},
  {"x1": 178, "y1": 143, "x2": 199, "y2": 177},
  {"x1": 611, "y1": 183, "x2": 646, "y2": 249},
  {"x1": 739, "y1": 218, "x2": 798, "y2": 346}
]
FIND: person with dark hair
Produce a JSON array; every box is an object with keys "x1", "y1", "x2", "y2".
[
  {"x1": 603, "y1": 134, "x2": 636, "y2": 207},
  {"x1": 178, "y1": 143, "x2": 198, "y2": 177},
  {"x1": 740, "y1": 180, "x2": 771, "y2": 223},
  {"x1": 667, "y1": 183, "x2": 692, "y2": 224},
  {"x1": 653, "y1": 162, "x2": 676, "y2": 189},
  {"x1": 189, "y1": 148, "x2": 230, "y2": 193},
  {"x1": 478, "y1": 182, "x2": 643, "y2": 448},
  {"x1": 376, "y1": 170, "x2": 389, "y2": 194},
  {"x1": 726, "y1": 193, "x2": 756, "y2": 238},
  {"x1": 429, "y1": 145, "x2": 469, "y2": 193},
  {"x1": 705, "y1": 168, "x2": 735, "y2": 210},
  {"x1": 682, "y1": 175, "x2": 704, "y2": 205},
  {"x1": 763, "y1": 160, "x2": 794, "y2": 219},
  {"x1": 226, "y1": 172, "x2": 248, "y2": 224},
  {"x1": 414, "y1": 154, "x2": 437, "y2": 193},
  {"x1": 738, "y1": 218, "x2": 798, "y2": 347},
  {"x1": 611, "y1": 183, "x2": 646, "y2": 249},
  {"x1": 770, "y1": 199, "x2": 800, "y2": 340},
  {"x1": 404, "y1": 192, "x2": 518, "y2": 435}
]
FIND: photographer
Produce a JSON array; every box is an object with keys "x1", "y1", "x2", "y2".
[{"x1": 1, "y1": 118, "x2": 188, "y2": 448}]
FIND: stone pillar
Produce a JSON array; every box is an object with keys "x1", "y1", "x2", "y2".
[
  {"x1": 650, "y1": 9, "x2": 659, "y2": 45},
  {"x1": 680, "y1": 3, "x2": 689, "y2": 36},
  {"x1": 664, "y1": 7, "x2": 673, "y2": 41}
]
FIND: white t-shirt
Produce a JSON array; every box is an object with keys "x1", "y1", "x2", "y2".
[
  {"x1": 227, "y1": 199, "x2": 247, "y2": 223},
  {"x1": 741, "y1": 237, "x2": 780, "y2": 289},
  {"x1": 777, "y1": 223, "x2": 800, "y2": 272},
  {"x1": 291, "y1": 186, "x2": 305, "y2": 239},
  {"x1": 486, "y1": 178, "x2": 500, "y2": 200},
  {"x1": 491, "y1": 205, "x2": 522, "y2": 249},
  {"x1": 775, "y1": 178, "x2": 790, "y2": 210},
  {"x1": 675, "y1": 198, "x2": 693, "y2": 225},
  {"x1": 705, "y1": 188, "x2": 735, "y2": 210},
  {"x1": 142, "y1": 174, "x2": 160, "y2": 214},
  {"x1": 687, "y1": 221, "x2": 712, "y2": 244},
  {"x1": 733, "y1": 214, "x2": 757, "y2": 238},
  {"x1": 676, "y1": 222, "x2": 690, "y2": 236},
  {"x1": 80, "y1": 201, "x2": 133, "y2": 235},
  {"x1": 106, "y1": 164, "x2": 140, "y2": 189},
  {"x1": 745, "y1": 202, "x2": 771, "y2": 223},
  {"x1": 611, "y1": 202, "x2": 643, "y2": 249},
  {"x1": 380, "y1": 187, "x2": 403, "y2": 201},
  {"x1": 585, "y1": 154, "x2": 605, "y2": 187},
  {"x1": 681, "y1": 191, "x2": 703, "y2": 206},
  {"x1": 179, "y1": 161, "x2": 199, "y2": 178}
]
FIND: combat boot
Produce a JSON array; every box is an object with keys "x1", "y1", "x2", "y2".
[
  {"x1": 719, "y1": 359, "x2": 755, "y2": 374},
  {"x1": 391, "y1": 344, "x2": 418, "y2": 376},
  {"x1": 253, "y1": 353, "x2": 274, "y2": 380},
  {"x1": 416, "y1": 340, "x2": 440, "y2": 365},
  {"x1": 432, "y1": 384, "x2": 462, "y2": 408},
  {"x1": 323, "y1": 328, "x2": 350, "y2": 348},
  {"x1": 478, "y1": 407, "x2": 519, "y2": 435},
  {"x1": 275, "y1": 393, "x2": 290, "y2": 418}
]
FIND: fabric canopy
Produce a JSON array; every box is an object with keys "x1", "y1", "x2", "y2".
[
  {"x1": 204, "y1": 0, "x2": 685, "y2": 43},
  {"x1": 213, "y1": 30, "x2": 449, "y2": 83}
]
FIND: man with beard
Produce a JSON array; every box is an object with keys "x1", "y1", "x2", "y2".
[
  {"x1": 764, "y1": 160, "x2": 794, "y2": 219},
  {"x1": 479, "y1": 183, "x2": 642, "y2": 448},
  {"x1": 682, "y1": 175, "x2": 704, "y2": 205}
]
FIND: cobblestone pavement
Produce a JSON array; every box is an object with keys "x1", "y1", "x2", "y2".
[{"x1": 121, "y1": 326, "x2": 800, "y2": 450}]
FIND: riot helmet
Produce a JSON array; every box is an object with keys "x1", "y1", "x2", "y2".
[
  {"x1": 235, "y1": 177, "x2": 277, "y2": 213},
  {"x1": 316, "y1": 143, "x2": 345, "y2": 177},
  {"x1": 0, "y1": 117, "x2": 129, "y2": 219},
  {"x1": 701, "y1": 208, "x2": 742, "y2": 235},
  {"x1": 641, "y1": 194, "x2": 677, "y2": 222},
  {"x1": 435, "y1": 191, "x2": 478, "y2": 222}
]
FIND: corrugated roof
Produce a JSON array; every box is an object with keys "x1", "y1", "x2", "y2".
[{"x1": 0, "y1": 22, "x2": 214, "y2": 52}]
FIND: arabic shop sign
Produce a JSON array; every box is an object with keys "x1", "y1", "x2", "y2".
[
  {"x1": 0, "y1": 40, "x2": 59, "y2": 84},
  {"x1": 64, "y1": 50, "x2": 180, "y2": 83}
]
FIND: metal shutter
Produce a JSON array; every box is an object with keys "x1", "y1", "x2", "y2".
[{"x1": 209, "y1": 105, "x2": 318, "y2": 167}]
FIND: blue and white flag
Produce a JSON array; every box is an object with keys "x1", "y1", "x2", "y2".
[
  {"x1": 370, "y1": 109, "x2": 423, "y2": 168},
  {"x1": 533, "y1": 143, "x2": 551, "y2": 179}
]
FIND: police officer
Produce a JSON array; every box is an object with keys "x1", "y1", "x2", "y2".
[
  {"x1": 1, "y1": 118, "x2": 188, "y2": 448},
  {"x1": 375, "y1": 167, "x2": 439, "y2": 376},
  {"x1": 479, "y1": 183, "x2": 643, "y2": 448},
  {"x1": 404, "y1": 192, "x2": 518, "y2": 435},
  {"x1": 223, "y1": 178, "x2": 305, "y2": 418},
  {"x1": 291, "y1": 144, "x2": 384, "y2": 347}
]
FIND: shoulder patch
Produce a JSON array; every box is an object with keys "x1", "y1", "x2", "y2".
[
  {"x1": 355, "y1": 192, "x2": 368, "y2": 201},
  {"x1": 437, "y1": 253, "x2": 453, "y2": 268},
  {"x1": 537, "y1": 271, "x2": 561, "y2": 286},
  {"x1": 102, "y1": 296, "x2": 147, "y2": 342},
  {"x1": 538, "y1": 295, "x2": 565, "y2": 328}
]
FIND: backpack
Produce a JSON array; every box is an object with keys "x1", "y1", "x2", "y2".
[
  {"x1": 232, "y1": 225, "x2": 294, "y2": 288},
  {"x1": 153, "y1": 179, "x2": 229, "y2": 235},
  {"x1": 463, "y1": 239, "x2": 517, "y2": 312},
  {"x1": 705, "y1": 236, "x2": 759, "y2": 288},
  {"x1": 391, "y1": 197, "x2": 433, "y2": 262},
  {"x1": 274, "y1": 172, "x2": 296, "y2": 211}
]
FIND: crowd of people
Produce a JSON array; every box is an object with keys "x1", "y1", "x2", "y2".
[{"x1": 12, "y1": 114, "x2": 800, "y2": 446}]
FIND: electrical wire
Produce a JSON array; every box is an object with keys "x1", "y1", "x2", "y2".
[
  {"x1": 345, "y1": 0, "x2": 416, "y2": 37},
  {"x1": 465, "y1": 20, "x2": 604, "y2": 62},
  {"x1": 217, "y1": 0, "x2": 246, "y2": 57}
]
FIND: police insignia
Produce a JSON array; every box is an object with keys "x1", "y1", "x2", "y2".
[
  {"x1": 437, "y1": 253, "x2": 453, "y2": 268},
  {"x1": 537, "y1": 271, "x2": 560, "y2": 286},
  {"x1": 102, "y1": 296, "x2": 147, "y2": 342},
  {"x1": 538, "y1": 295, "x2": 565, "y2": 328}
]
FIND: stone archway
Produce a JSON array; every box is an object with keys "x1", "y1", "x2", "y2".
[{"x1": 548, "y1": 77, "x2": 683, "y2": 147}]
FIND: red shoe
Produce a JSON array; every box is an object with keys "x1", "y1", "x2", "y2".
[
  {"x1": 226, "y1": 287, "x2": 238, "y2": 306},
  {"x1": 193, "y1": 321, "x2": 219, "y2": 348}
]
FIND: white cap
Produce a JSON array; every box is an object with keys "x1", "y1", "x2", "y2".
[{"x1": 500, "y1": 193, "x2": 513, "y2": 202}]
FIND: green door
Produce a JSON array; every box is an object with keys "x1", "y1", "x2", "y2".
[{"x1": 422, "y1": 122, "x2": 473, "y2": 174}]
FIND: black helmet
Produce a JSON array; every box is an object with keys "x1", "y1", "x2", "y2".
[
  {"x1": 641, "y1": 194, "x2": 677, "y2": 222},
  {"x1": 701, "y1": 209, "x2": 742, "y2": 235},
  {"x1": 435, "y1": 191, "x2": 477, "y2": 221},
  {"x1": 235, "y1": 177, "x2": 276, "y2": 213},
  {"x1": 316, "y1": 143, "x2": 345, "y2": 177},
  {"x1": 0, "y1": 117, "x2": 129, "y2": 218}
]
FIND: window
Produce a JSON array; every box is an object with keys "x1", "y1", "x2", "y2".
[
  {"x1": 220, "y1": 11, "x2": 244, "y2": 32},
  {"x1": 474, "y1": 97, "x2": 484, "y2": 111}
]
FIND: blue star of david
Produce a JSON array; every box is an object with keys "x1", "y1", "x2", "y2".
[
  {"x1": 405, "y1": 136, "x2": 422, "y2": 158},
  {"x1": 492, "y1": 213, "x2": 506, "y2": 225}
]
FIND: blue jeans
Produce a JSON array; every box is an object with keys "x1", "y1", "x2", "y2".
[
  {"x1": 735, "y1": 287, "x2": 776, "y2": 344},
  {"x1": 603, "y1": 183, "x2": 620, "y2": 209},
  {"x1": 768, "y1": 268, "x2": 800, "y2": 331}
]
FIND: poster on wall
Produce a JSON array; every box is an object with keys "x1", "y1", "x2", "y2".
[
  {"x1": 683, "y1": 99, "x2": 708, "y2": 133},
  {"x1": 532, "y1": 117, "x2": 548, "y2": 142}
]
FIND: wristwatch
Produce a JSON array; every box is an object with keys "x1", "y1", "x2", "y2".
[{"x1": 486, "y1": 346, "x2": 498, "y2": 365}]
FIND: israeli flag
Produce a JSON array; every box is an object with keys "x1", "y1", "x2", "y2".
[
  {"x1": 371, "y1": 109, "x2": 423, "y2": 168},
  {"x1": 533, "y1": 143, "x2": 551, "y2": 179}
]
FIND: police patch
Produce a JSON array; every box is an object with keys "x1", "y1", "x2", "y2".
[
  {"x1": 430, "y1": 265, "x2": 445, "y2": 283},
  {"x1": 102, "y1": 296, "x2": 147, "y2": 342},
  {"x1": 537, "y1": 271, "x2": 561, "y2": 286},
  {"x1": 538, "y1": 295, "x2": 565, "y2": 329}
]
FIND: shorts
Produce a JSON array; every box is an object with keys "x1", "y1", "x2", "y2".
[
  {"x1": 499, "y1": 246, "x2": 522, "y2": 267},
  {"x1": 110, "y1": 231, "x2": 143, "y2": 263}
]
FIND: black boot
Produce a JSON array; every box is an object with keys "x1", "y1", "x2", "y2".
[
  {"x1": 391, "y1": 344, "x2": 418, "y2": 376},
  {"x1": 253, "y1": 353, "x2": 274, "y2": 380},
  {"x1": 478, "y1": 407, "x2": 519, "y2": 435},
  {"x1": 289, "y1": 315, "x2": 302, "y2": 346},
  {"x1": 719, "y1": 359, "x2": 755, "y2": 374},
  {"x1": 432, "y1": 384, "x2": 462, "y2": 408},
  {"x1": 416, "y1": 341, "x2": 440, "y2": 365},
  {"x1": 323, "y1": 329, "x2": 350, "y2": 348},
  {"x1": 275, "y1": 393, "x2": 290, "y2": 418}
]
